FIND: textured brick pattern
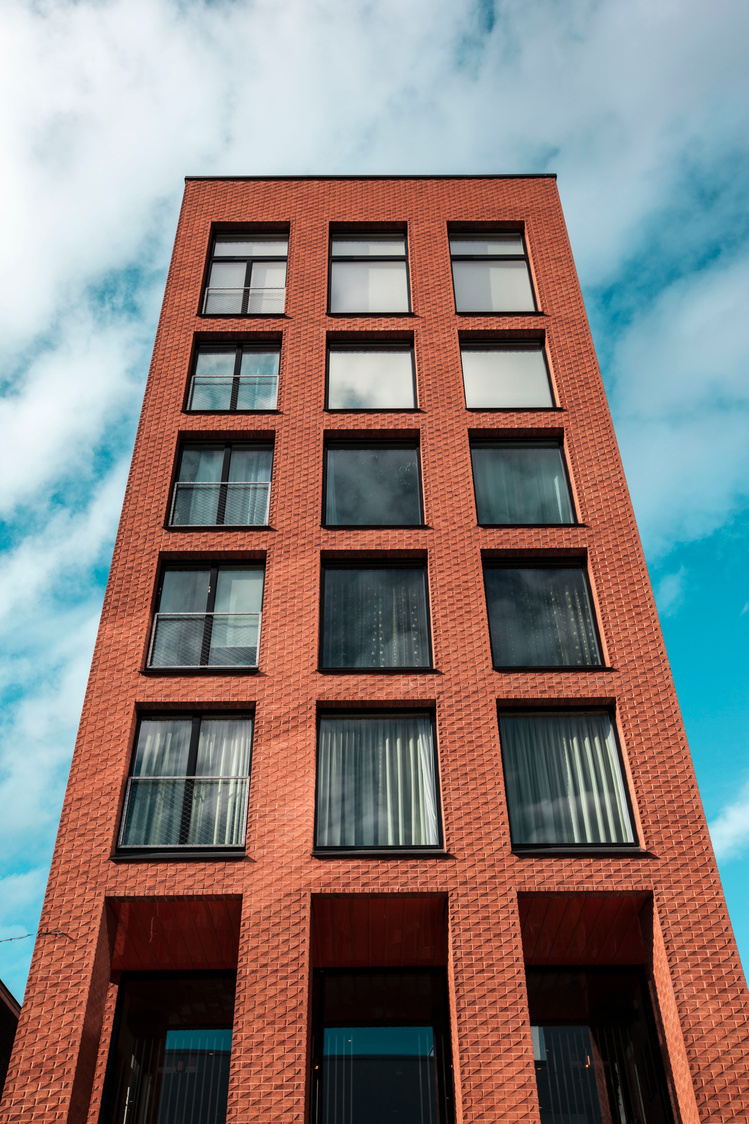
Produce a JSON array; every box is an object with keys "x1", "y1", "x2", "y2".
[{"x1": 2, "y1": 177, "x2": 747, "y2": 1123}]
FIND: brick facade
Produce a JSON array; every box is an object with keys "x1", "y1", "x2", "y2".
[{"x1": 1, "y1": 176, "x2": 746, "y2": 1123}]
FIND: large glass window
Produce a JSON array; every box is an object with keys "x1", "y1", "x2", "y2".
[
  {"x1": 326, "y1": 346, "x2": 416, "y2": 409},
  {"x1": 499, "y1": 712, "x2": 635, "y2": 846},
  {"x1": 188, "y1": 345, "x2": 279, "y2": 411},
  {"x1": 119, "y1": 715, "x2": 253, "y2": 850},
  {"x1": 471, "y1": 442, "x2": 574, "y2": 525},
  {"x1": 461, "y1": 344, "x2": 553, "y2": 408},
  {"x1": 484, "y1": 564, "x2": 601, "y2": 667},
  {"x1": 528, "y1": 969, "x2": 673, "y2": 1124},
  {"x1": 315, "y1": 713, "x2": 440, "y2": 849},
  {"x1": 170, "y1": 443, "x2": 273, "y2": 527},
  {"x1": 311, "y1": 970, "x2": 454, "y2": 1124},
  {"x1": 450, "y1": 233, "x2": 535, "y2": 313},
  {"x1": 148, "y1": 566, "x2": 264, "y2": 669},
  {"x1": 321, "y1": 565, "x2": 431, "y2": 669},
  {"x1": 203, "y1": 235, "x2": 287, "y2": 315},
  {"x1": 329, "y1": 236, "x2": 410, "y2": 314},
  {"x1": 324, "y1": 443, "x2": 422, "y2": 526},
  {"x1": 100, "y1": 971, "x2": 235, "y2": 1124}
]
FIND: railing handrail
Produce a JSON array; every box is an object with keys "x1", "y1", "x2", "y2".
[
  {"x1": 173, "y1": 480, "x2": 270, "y2": 488},
  {"x1": 202, "y1": 284, "x2": 286, "y2": 315},
  {"x1": 152, "y1": 610, "x2": 262, "y2": 618},
  {"x1": 126, "y1": 774, "x2": 251, "y2": 782},
  {"x1": 118, "y1": 775, "x2": 250, "y2": 849},
  {"x1": 205, "y1": 285, "x2": 286, "y2": 292},
  {"x1": 191, "y1": 372, "x2": 278, "y2": 380}
]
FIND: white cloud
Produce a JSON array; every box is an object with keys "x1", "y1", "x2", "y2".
[
  {"x1": 710, "y1": 776, "x2": 749, "y2": 862},
  {"x1": 654, "y1": 566, "x2": 687, "y2": 618}
]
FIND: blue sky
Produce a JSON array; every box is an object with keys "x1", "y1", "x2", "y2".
[{"x1": 1, "y1": 0, "x2": 748, "y2": 1002}]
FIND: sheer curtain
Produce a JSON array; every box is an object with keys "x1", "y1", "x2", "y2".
[
  {"x1": 316, "y1": 715, "x2": 439, "y2": 847},
  {"x1": 322, "y1": 568, "x2": 430, "y2": 668},
  {"x1": 471, "y1": 445, "x2": 573, "y2": 525},
  {"x1": 499, "y1": 713, "x2": 634, "y2": 845},
  {"x1": 225, "y1": 446, "x2": 273, "y2": 525},
  {"x1": 122, "y1": 719, "x2": 192, "y2": 847},
  {"x1": 484, "y1": 566, "x2": 601, "y2": 666},
  {"x1": 188, "y1": 718, "x2": 253, "y2": 846}
]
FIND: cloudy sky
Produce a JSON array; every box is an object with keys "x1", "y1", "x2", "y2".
[{"x1": 1, "y1": 0, "x2": 748, "y2": 1001}]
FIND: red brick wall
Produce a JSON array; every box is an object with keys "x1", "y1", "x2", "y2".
[{"x1": 2, "y1": 177, "x2": 747, "y2": 1124}]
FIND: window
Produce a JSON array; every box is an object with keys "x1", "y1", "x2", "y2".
[
  {"x1": 450, "y1": 232, "x2": 535, "y2": 313},
  {"x1": 170, "y1": 443, "x2": 273, "y2": 527},
  {"x1": 329, "y1": 236, "x2": 410, "y2": 314},
  {"x1": 311, "y1": 970, "x2": 454, "y2": 1124},
  {"x1": 461, "y1": 344, "x2": 553, "y2": 408},
  {"x1": 471, "y1": 442, "x2": 574, "y2": 525},
  {"x1": 320, "y1": 564, "x2": 431, "y2": 669},
  {"x1": 148, "y1": 566, "x2": 264, "y2": 669},
  {"x1": 324, "y1": 442, "x2": 422, "y2": 526},
  {"x1": 484, "y1": 563, "x2": 601, "y2": 667},
  {"x1": 119, "y1": 715, "x2": 253, "y2": 850},
  {"x1": 187, "y1": 344, "x2": 279, "y2": 411},
  {"x1": 202, "y1": 235, "x2": 287, "y2": 315},
  {"x1": 528, "y1": 969, "x2": 673, "y2": 1124},
  {"x1": 326, "y1": 345, "x2": 416, "y2": 409},
  {"x1": 100, "y1": 972, "x2": 235, "y2": 1124},
  {"x1": 499, "y1": 712, "x2": 635, "y2": 846},
  {"x1": 315, "y1": 713, "x2": 441, "y2": 850}
]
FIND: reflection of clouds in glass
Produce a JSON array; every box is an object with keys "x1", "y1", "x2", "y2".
[
  {"x1": 328, "y1": 350, "x2": 414, "y2": 408},
  {"x1": 326, "y1": 447, "x2": 421, "y2": 524},
  {"x1": 461, "y1": 349, "x2": 552, "y2": 408}
]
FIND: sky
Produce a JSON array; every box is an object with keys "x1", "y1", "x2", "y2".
[{"x1": 0, "y1": 0, "x2": 748, "y2": 1002}]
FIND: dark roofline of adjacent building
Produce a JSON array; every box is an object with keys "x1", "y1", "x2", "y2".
[
  {"x1": 0, "y1": 978, "x2": 20, "y2": 1019},
  {"x1": 185, "y1": 173, "x2": 557, "y2": 182}
]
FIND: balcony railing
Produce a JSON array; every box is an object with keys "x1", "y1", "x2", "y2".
[
  {"x1": 118, "y1": 775, "x2": 250, "y2": 848},
  {"x1": 203, "y1": 286, "x2": 286, "y2": 315},
  {"x1": 189, "y1": 373, "x2": 278, "y2": 411},
  {"x1": 170, "y1": 481, "x2": 270, "y2": 526},
  {"x1": 148, "y1": 612, "x2": 261, "y2": 669}
]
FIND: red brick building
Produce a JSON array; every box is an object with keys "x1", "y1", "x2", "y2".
[{"x1": 2, "y1": 176, "x2": 746, "y2": 1124}]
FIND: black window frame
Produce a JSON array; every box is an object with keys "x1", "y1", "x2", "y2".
[
  {"x1": 327, "y1": 233, "x2": 412, "y2": 316},
  {"x1": 497, "y1": 707, "x2": 639, "y2": 853},
  {"x1": 116, "y1": 712, "x2": 254, "y2": 858},
  {"x1": 322, "y1": 438, "x2": 425, "y2": 529},
  {"x1": 312, "y1": 708, "x2": 444, "y2": 856},
  {"x1": 310, "y1": 967, "x2": 456, "y2": 1124},
  {"x1": 185, "y1": 341, "x2": 281, "y2": 413},
  {"x1": 470, "y1": 438, "x2": 578, "y2": 527},
  {"x1": 319, "y1": 559, "x2": 434, "y2": 672},
  {"x1": 146, "y1": 563, "x2": 265, "y2": 673},
  {"x1": 459, "y1": 340, "x2": 558, "y2": 411},
  {"x1": 449, "y1": 229, "x2": 538, "y2": 315},
  {"x1": 325, "y1": 342, "x2": 418, "y2": 412},
  {"x1": 168, "y1": 441, "x2": 274, "y2": 530},
  {"x1": 201, "y1": 233, "x2": 288, "y2": 318},
  {"x1": 483, "y1": 559, "x2": 604, "y2": 671}
]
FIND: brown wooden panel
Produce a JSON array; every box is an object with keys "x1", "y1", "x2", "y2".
[
  {"x1": 312, "y1": 894, "x2": 448, "y2": 967},
  {"x1": 518, "y1": 893, "x2": 648, "y2": 966},
  {"x1": 110, "y1": 896, "x2": 242, "y2": 972}
]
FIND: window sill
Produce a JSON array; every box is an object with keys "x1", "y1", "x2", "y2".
[
  {"x1": 184, "y1": 409, "x2": 281, "y2": 415},
  {"x1": 142, "y1": 666, "x2": 260, "y2": 676},
  {"x1": 326, "y1": 312, "x2": 417, "y2": 318},
  {"x1": 324, "y1": 408, "x2": 423, "y2": 414},
  {"x1": 312, "y1": 848, "x2": 452, "y2": 859},
  {"x1": 111, "y1": 849, "x2": 249, "y2": 863},
  {"x1": 456, "y1": 309, "x2": 544, "y2": 316},
  {"x1": 478, "y1": 522, "x2": 585, "y2": 529},
  {"x1": 466, "y1": 406, "x2": 565, "y2": 412},
  {"x1": 165, "y1": 524, "x2": 272, "y2": 532},
  {"x1": 322, "y1": 524, "x2": 429, "y2": 531},
  {"x1": 318, "y1": 666, "x2": 437, "y2": 674},
  {"x1": 512, "y1": 845, "x2": 648, "y2": 856},
  {"x1": 492, "y1": 665, "x2": 615, "y2": 672},
  {"x1": 198, "y1": 312, "x2": 288, "y2": 319}
]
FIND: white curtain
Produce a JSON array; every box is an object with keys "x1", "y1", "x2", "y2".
[
  {"x1": 316, "y1": 715, "x2": 439, "y2": 847},
  {"x1": 188, "y1": 718, "x2": 253, "y2": 846},
  {"x1": 500, "y1": 713, "x2": 634, "y2": 845}
]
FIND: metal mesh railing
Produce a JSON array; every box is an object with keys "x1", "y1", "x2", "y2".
[
  {"x1": 148, "y1": 613, "x2": 261, "y2": 668},
  {"x1": 203, "y1": 287, "x2": 286, "y2": 315},
  {"x1": 119, "y1": 776, "x2": 250, "y2": 848},
  {"x1": 170, "y1": 481, "x2": 270, "y2": 526},
  {"x1": 188, "y1": 374, "x2": 278, "y2": 411}
]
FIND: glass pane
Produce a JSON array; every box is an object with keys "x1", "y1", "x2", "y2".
[
  {"x1": 208, "y1": 260, "x2": 247, "y2": 288},
  {"x1": 326, "y1": 446, "x2": 421, "y2": 525},
  {"x1": 227, "y1": 447, "x2": 272, "y2": 482},
  {"x1": 178, "y1": 445, "x2": 224, "y2": 482},
  {"x1": 316, "y1": 715, "x2": 439, "y2": 847},
  {"x1": 101, "y1": 973, "x2": 234, "y2": 1124},
  {"x1": 214, "y1": 238, "x2": 288, "y2": 256},
  {"x1": 132, "y1": 719, "x2": 192, "y2": 777},
  {"x1": 207, "y1": 615, "x2": 260, "y2": 667},
  {"x1": 237, "y1": 348, "x2": 279, "y2": 409},
  {"x1": 499, "y1": 713, "x2": 634, "y2": 845},
  {"x1": 453, "y1": 259, "x2": 535, "y2": 312},
  {"x1": 321, "y1": 568, "x2": 430, "y2": 668},
  {"x1": 150, "y1": 615, "x2": 206, "y2": 667},
  {"x1": 330, "y1": 261, "x2": 409, "y2": 314},
  {"x1": 196, "y1": 719, "x2": 253, "y2": 776},
  {"x1": 471, "y1": 444, "x2": 573, "y2": 524},
  {"x1": 190, "y1": 348, "x2": 236, "y2": 410},
  {"x1": 185, "y1": 778, "x2": 249, "y2": 846},
  {"x1": 327, "y1": 348, "x2": 415, "y2": 409},
  {"x1": 249, "y1": 260, "x2": 287, "y2": 288},
  {"x1": 450, "y1": 235, "x2": 524, "y2": 255},
  {"x1": 214, "y1": 568, "x2": 264, "y2": 614},
  {"x1": 206, "y1": 261, "x2": 246, "y2": 314},
  {"x1": 461, "y1": 348, "x2": 552, "y2": 408},
  {"x1": 158, "y1": 570, "x2": 210, "y2": 613},
  {"x1": 321, "y1": 1026, "x2": 437, "y2": 1124},
  {"x1": 484, "y1": 567, "x2": 601, "y2": 666},
  {"x1": 533, "y1": 1025, "x2": 603, "y2": 1124},
  {"x1": 331, "y1": 238, "x2": 405, "y2": 257},
  {"x1": 121, "y1": 779, "x2": 188, "y2": 847}
]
